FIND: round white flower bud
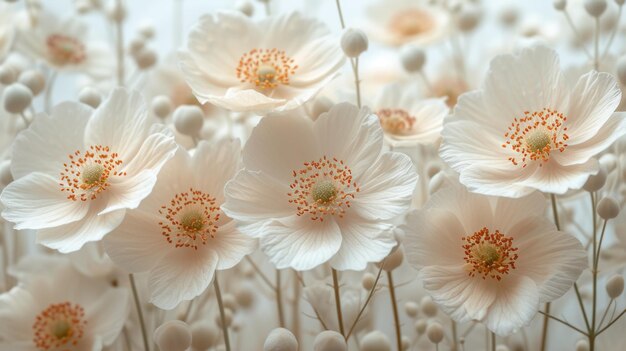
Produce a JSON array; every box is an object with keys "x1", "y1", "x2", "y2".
[
  {"x1": 576, "y1": 339, "x2": 590, "y2": 351},
  {"x1": 222, "y1": 293, "x2": 238, "y2": 312},
  {"x1": 234, "y1": 286, "x2": 255, "y2": 309},
  {"x1": 420, "y1": 296, "x2": 438, "y2": 317},
  {"x1": 215, "y1": 308, "x2": 233, "y2": 328},
  {"x1": 3, "y1": 83, "x2": 33, "y2": 114},
  {"x1": 18, "y1": 70, "x2": 45, "y2": 96},
  {"x1": 78, "y1": 87, "x2": 102, "y2": 108},
  {"x1": 313, "y1": 330, "x2": 346, "y2": 351},
  {"x1": 191, "y1": 322, "x2": 220, "y2": 351},
  {"x1": 378, "y1": 246, "x2": 404, "y2": 271},
  {"x1": 457, "y1": 7, "x2": 481, "y2": 32},
  {"x1": 426, "y1": 322, "x2": 444, "y2": 344},
  {"x1": 554, "y1": 0, "x2": 567, "y2": 10},
  {"x1": 174, "y1": 105, "x2": 204, "y2": 136},
  {"x1": 152, "y1": 95, "x2": 173, "y2": 119},
  {"x1": 263, "y1": 328, "x2": 298, "y2": 351},
  {"x1": 107, "y1": 1, "x2": 126, "y2": 22},
  {"x1": 584, "y1": 0, "x2": 607, "y2": 17},
  {"x1": 400, "y1": 46, "x2": 426, "y2": 72},
  {"x1": 583, "y1": 167, "x2": 607, "y2": 192},
  {"x1": 499, "y1": 6, "x2": 519, "y2": 26},
  {"x1": 361, "y1": 331, "x2": 391, "y2": 351},
  {"x1": 135, "y1": 48, "x2": 157, "y2": 70},
  {"x1": 0, "y1": 65, "x2": 16, "y2": 85},
  {"x1": 129, "y1": 37, "x2": 146, "y2": 56},
  {"x1": 404, "y1": 301, "x2": 419, "y2": 318},
  {"x1": 0, "y1": 160, "x2": 13, "y2": 185},
  {"x1": 237, "y1": 0, "x2": 254, "y2": 16},
  {"x1": 600, "y1": 153, "x2": 617, "y2": 173},
  {"x1": 137, "y1": 21, "x2": 155, "y2": 40},
  {"x1": 415, "y1": 319, "x2": 427, "y2": 335},
  {"x1": 362, "y1": 272, "x2": 376, "y2": 291},
  {"x1": 341, "y1": 28, "x2": 368, "y2": 58},
  {"x1": 606, "y1": 274, "x2": 624, "y2": 298},
  {"x1": 154, "y1": 320, "x2": 192, "y2": 351},
  {"x1": 402, "y1": 336, "x2": 410, "y2": 350},
  {"x1": 597, "y1": 196, "x2": 620, "y2": 219}
]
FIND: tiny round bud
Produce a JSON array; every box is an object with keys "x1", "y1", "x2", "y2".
[
  {"x1": 154, "y1": 320, "x2": 192, "y2": 351},
  {"x1": 499, "y1": 6, "x2": 519, "y2": 26},
  {"x1": 78, "y1": 87, "x2": 102, "y2": 108},
  {"x1": 361, "y1": 331, "x2": 391, "y2": 351},
  {"x1": 400, "y1": 46, "x2": 426, "y2": 72},
  {"x1": 378, "y1": 247, "x2": 404, "y2": 271},
  {"x1": 152, "y1": 95, "x2": 173, "y2": 119},
  {"x1": 18, "y1": 70, "x2": 46, "y2": 96},
  {"x1": 137, "y1": 21, "x2": 155, "y2": 39},
  {"x1": 237, "y1": 0, "x2": 254, "y2": 16},
  {"x1": 583, "y1": 167, "x2": 607, "y2": 192},
  {"x1": 107, "y1": 0, "x2": 126, "y2": 22},
  {"x1": 617, "y1": 0, "x2": 625, "y2": 5},
  {"x1": 576, "y1": 339, "x2": 590, "y2": 351},
  {"x1": 420, "y1": 296, "x2": 438, "y2": 317},
  {"x1": 0, "y1": 160, "x2": 12, "y2": 185},
  {"x1": 3, "y1": 83, "x2": 33, "y2": 114},
  {"x1": 401, "y1": 336, "x2": 410, "y2": 350},
  {"x1": 362, "y1": 272, "x2": 376, "y2": 291},
  {"x1": 404, "y1": 301, "x2": 419, "y2": 318},
  {"x1": 414, "y1": 319, "x2": 427, "y2": 335},
  {"x1": 263, "y1": 328, "x2": 298, "y2": 351},
  {"x1": 215, "y1": 308, "x2": 233, "y2": 328},
  {"x1": 313, "y1": 330, "x2": 346, "y2": 351},
  {"x1": 0, "y1": 65, "x2": 17, "y2": 85},
  {"x1": 457, "y1": 7, "x2": 481, "y2": 32},
  {"x1": 341, "y1": 28, "x2": 368, "y2": 58},
  {"x1": 135, "y1": 48, "x2": 157, "y2": 70},
  {"x1": 191, "y1": 322, "x2": 220, "y2": 351},
  {"x1": 597, "y1": 196, "x2": 620, "y2": 219},
  {"x1": 234, "y1": 286, "x2": 255, "y2": 309},
  {"x1": 584, "y1": 0, "x2": 607, "y2": 17},
  {"x1": 222, "y1": 293, "x2": 238, "y2": 312},
  {"x1": 129, "y1": 37, "x2": 146, "y2": 56},
  {"x1": 174, "y1": 105, "x2": 204, "y2": 136},
  {"x1": 599, "y1": 153, "x2": 617, "y2": 173},
  {"x1": 554, "y1": 0, "x2": 567, "y2": 10},
  {"x1": 606, "y1": 274, "x2": 624, "y2": 298},
  {"x1": 426, "y1": 322, "x2": 444, "y2": 344}
]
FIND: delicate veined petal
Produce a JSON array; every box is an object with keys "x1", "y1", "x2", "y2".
[
  {"x1": 483, "y1": 276, "x2": 539, "y2": 336},
  {"x1": 330, "y1": 217, "x2": 395, "y2": 271},
  {"x1": 83, "y1": 289, "x2": 130, "y2": 345},
  {"x1": 210, "y1": 220, "x2": 256, "y2": 270}
]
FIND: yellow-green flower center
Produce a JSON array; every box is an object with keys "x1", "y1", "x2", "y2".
[{"x1": 311, "y1": 179, "x2": 338, "y2": 205}]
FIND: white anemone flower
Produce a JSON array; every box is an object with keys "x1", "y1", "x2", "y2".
[
  {"x1": 373, "y1": 82, "x2": 449, "y2": 147},
  {"x1": 440, "y1": 46, "x2": 626, "y2": 197},
  {"x1": 15, "y1": 12, "x2": 113, "y2": 78},
  {"x1": 178, "y1": 11, "x2": 345, "y2": 113},
  {"x1": 0, "y1": 257, "x2": 130, "y2": 351},
  {"x1": 222, "y1": 103, "x2": 418, "y2": 271},
  {"x1": 0, "y1": 88, "x2": 178, "y2": 253},
  {"x1": 365, "y1": 0, "x2": 450, "y2": 47},
  {"x1": 0, "y1": 3, "x2": 15, "y2": 60},
  {"x1": 103, "y1": 140, "x2": 256, "y2": 310},
  {"x1": 403, "y1": 181, "x2": 587, "y2": 335}
]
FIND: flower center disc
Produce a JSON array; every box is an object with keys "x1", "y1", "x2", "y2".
[
  {"x1": 46, "y1": 34, "x2": 86, "y2": 65},
  {"x1": 311, "y1": 179, "x2": 338, "y2": 205},
  {"x1": 389, "y1": 9, "x2": 435, "y2": 37},
  {"x1": 376, "y1": 108, "x2": 416, "y2": 135},
  {"x1": 236, "y1": 48, "x2": 298, "y2": 90},
  {"x1": 32, "y1": 302, "x2": 86, "y2": 351},
  {"x1": 462, "y1": 227, "x2": 518, "y2": 281}
]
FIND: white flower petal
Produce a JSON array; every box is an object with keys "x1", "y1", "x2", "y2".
[
  {"x1": 192, "y1": 139, "x2": 241, "y2": 199},
  {"x1": 84, "y1": 288, "x2": 130, "y2": 346},
  {"x1": 329, "y1": 217, "x2": 395, "y2": 271},
  {"x1": 211, "y1": 220, "x2": 257, "y2": 270},
  {"x1": 483, "y1": 276, "x2": 540, "y2": 336}
]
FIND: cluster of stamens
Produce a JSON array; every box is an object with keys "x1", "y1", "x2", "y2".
[
  {"x1": 46, "y1": 34, "x2": 86, "y2": 66},
  {"x1": 502, "y1": 108, "x2": 569, "y2": 168},
  {"x1": 236, "y1": 48, "x2": 298, "y2": 89},
  {"x1": 389, "y1": 9, "x2": 435, "y2": 37},
  {"x1": 288, "y1": 156, "x2": 359, "y2": 222},
  {"x1": 462, "y1": 227, "x2": 518, "y2": 281},
  {"x1": 376, "y1": 108, "x2": 417, "y2": 135},
  {"x1": 60, "y1": 145, "x2": 125, "y2": 201},
  {"x1": 32, "y1": 302, "x2": 86, "y2": 351},
  {"x1": 159, "y1": 188, "x2": 220, "y2": 250}
]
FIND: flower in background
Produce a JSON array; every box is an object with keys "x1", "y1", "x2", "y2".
[
  {"x1": 15, "y1": 11, "x2": 113, "y2": 79},
  {"x1": 403, "y1": 181, "x2": 587, "y2": 335},
  {"x1": 178, "y1": 12, "x2": 345, "y2": 113},
  {"x1": 365, "y1": 0, "x2": 450, "y2": 47},
  {"x1": 0, "y1": 3, "x2": 16, "y2": 61},
  {"x1": 104, "y1": 140, "x2": 256, "y2": 310},
  {"x1": 440, "y1": 46, "x2": 626, "y2": 197},
  {"x1": 373, "y1": 82, "x2": 449, "y2": 147},
  {"x1": 223, "y1": 103, "x2": 417, "y2": 271},
  {"x1": 0, "y1": 256, "x2": 130, "y2": 351},
  {"x1": 1, "y1": 89, "x2": 178, "y2": 253}
]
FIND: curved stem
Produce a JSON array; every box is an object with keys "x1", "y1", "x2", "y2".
[
  {"x1": 563, "y1": 10, "x2": 593, "y2": 59},
  {"x1": 594, "y1": 17, "x2": 600, "y2": 71},
  {"x1": 540, "y1": 302, "x2": 551, "y2": 351},
  {"x1": 346, "y1": 263, "x2": 385, "y2": 339},
  {"x1": 538, "y1": 311, "x2": 588, "y2": 335},
  {"x1": 491, "y1": 331, "x2": 496, "y2": 351},
  {"x1": 352, "y1": 57, "x2": 361, "y2": 108},
  {"x1": 214, "y1": 273, "x2": 231, "y2": 351},
  {"x1": 332, "y1": 268, "x2": 345, "y2": 337},
  {"x1": 129, "y1": 274, "x2": 150, "y2": 351},
  {"x1": 275, "y1": 269, "x2": 286, "y2": 328},
  {"x1": 44, "y1": 71, "x2": 57, "y2": 113},
  {"x1": 115, "y1": 0, "x2": 125, "y2": 86},
  {"x1": 334, "y1": 0, "x2": 346, "y2": 29},
  {"x1": 602, "y1": 5, "x2": 623, "y2": 58},
  {"x1": 387, "y1": 270, "x2": 402, "y2": 351}
]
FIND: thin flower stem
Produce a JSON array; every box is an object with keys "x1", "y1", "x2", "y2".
[
  {"x1": 44, "y1": 71, "x2": 57, "y2": 114},
  {"x1": 451, "y1": 320, "x2": 459, "y2": 350},
  {"x1": 575, "y1": 283, "x2": 592, "y2": 332},
  {"x1": 245, "y1": 256, "x2": 275, "y2": 290},
  {"x1": 214, "y1": 273, "x2": 232, "y2": 351},
  {"x1": 540, "y1": 302, "x2": 551, "y2": 351},
  {"x1": 19, "y1": 112, "x2": 30, "y2": 127},
  {"x1": 128, "y1": 274, "x2": 150, "y2": 351},
  {"x1": 419, "y1": 70, "x2": 434, "y2": 95},
  {"x1": 594, "y1": 220, "x2": 608, "y2": 269},
  {"x1": 550, "y1": 194, "x2": 561, "y2": 230},
  {"x1": 335, "y1": 0, "x2": 346, "y2": 29},
  {"x1": 332, "y1": 268, "x2": 346, "y2": 337},
  {"x1": 264, "y1": 0, "x2": 271, "y2": 16},
  {"x1": 598, "y1": 299, "x2": 615, "y2": 330},
  {"x1": 275, "y1": 269, "x2": 286, "y2": 328},
  {"x1": 597, "y1": 308, "x2": 626, "y2": 336},
  {"x1": 387, "y1": 270, "x2": 402, "y2": 351},
  {"x1": 352, "y1": 57, "x2": 362, "y2": 108},
  {"x1": 590, "y1": 191, "x2": 599, "y2": 351},
  {"x1": 115, "y1": 0, "x2": 125, "y2": 86},
  {"x1": 602, "y1": 4, "x2": 623, "y2": 58},
  {"x1": 594, "y1": 17, "x2": 600, "y2": 71},
  {"x1": 563, "y1": 11, "x2": 593, "y2": 59},
  {"x1": 292, "y1": 270, "x2": 301, "y2": 342},
  {"x1": 346, "y1": 262, "x2": 385, "y2": 340},
  {"x1": 538, "y1": 311, "x2": 588, "y2": 336},
  {"x1": 122, "y1": 326, "x2": 133, "y2": 351},
  {"x1": 173, "y1": 0, "x2": 183, "y2": 49},
  {"x1": 491, "y1": 331, "x2": 496, "y2": 351}
]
